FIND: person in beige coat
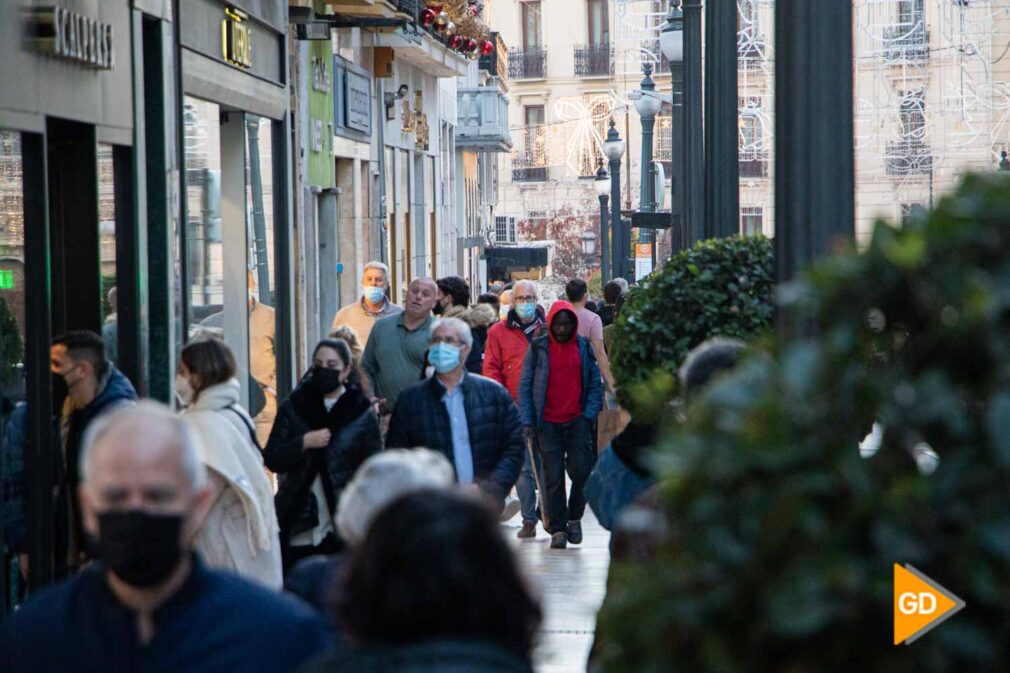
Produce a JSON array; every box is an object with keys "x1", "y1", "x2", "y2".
[{"x1": 177, "y1": 337, "x2": 282, "y2": 589}]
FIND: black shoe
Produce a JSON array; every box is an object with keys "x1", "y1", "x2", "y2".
[
  {"x1": 517, "y1": 521, "x2": 537, "y2": 539},
  {"x1": 550, "y1": 532, "x2": 568, "y2": 549},
  {"x1": 567, "y1": 521, "x2": 583, "y2": 545}
]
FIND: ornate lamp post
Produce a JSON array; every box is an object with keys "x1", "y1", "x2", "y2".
[
  {"x1": 581, "y1": 229, "x2": 598, "y2": 273},
  {"x1": 602, "y1": 119, "x2": 627, "y2": 281},
  {"x1": 661, "y1": 0, "x2": 702, "y2": 247},
  {"x1": 594, "y1": 160, "x2": 611, "y2": 282}
]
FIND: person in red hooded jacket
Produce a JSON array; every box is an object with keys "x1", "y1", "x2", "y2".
[{"x1": 517, "y1": 301, "x2": 603, "y2": 549}]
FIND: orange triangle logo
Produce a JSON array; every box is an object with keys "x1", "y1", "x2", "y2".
[{"x1": 894, "y1": 564, "x2": 965, "y2": 645}]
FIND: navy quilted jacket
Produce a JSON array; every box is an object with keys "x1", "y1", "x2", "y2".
[{"x1": 385, "y1": 374, "x2": 524, "y2": 502}]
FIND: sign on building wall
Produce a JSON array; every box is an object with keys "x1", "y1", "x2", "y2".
[
  {"x1": 222, "y1": 6, "x2": 252, "y2": 69},
  {"x1": 345, "y1": 70, "x2": 371, "y2": 134},
  {"x1": 308, "y1": 40, "x2": 335, "y2": 188},
  {"x1": 28, "y1": 6, "x2": 115, "y2": 70},
  {"x1": 334, "y1": 56, "x2": 372, "y2": 139}
]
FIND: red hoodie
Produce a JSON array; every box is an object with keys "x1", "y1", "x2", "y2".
[{"x1": 543, "y1": 301, "x2": 584, "y2": 424}]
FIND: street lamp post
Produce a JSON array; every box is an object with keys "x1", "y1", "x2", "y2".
[
  {"x1": 704, "y1": 0, "x2": 740, "y2": 238},
  {"x1": 683, "y1": 0, "x2": 704, "y2": 245},
  {"x1": 594, "y1": 160, "x2": 611, "y2": 282},
  {"x1": 581, "y1": 230, "x2": 598, "y2": 273},
  {"x1": 634, "y1": 64, "x2": 662, "y2": 214},
  {"x1": 603, "y1": 119, "x2": 626, "y2": 282}
]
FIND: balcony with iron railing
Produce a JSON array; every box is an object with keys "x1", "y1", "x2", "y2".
[
  {"x1": 456, "y1": 86, "x2": 512, "y2": 152},
  {"x1": 479, "y1": 32, "x2": 509, "y2": 89},
  {"x1": 883, "y1": 25, "x2": 930, "y2": 63},
  {"x1": 574, "y1": 44, "x2": 612, "y2": 77},
  {"x1": 739, "y1": 149, "x2": 770, "y2": 178},
  {"x1": 885, "y1": 139, "x2": 932, "y2": 176},
  {"x1": 508, "y1": 47, "x2": 547, "y2": 80}
]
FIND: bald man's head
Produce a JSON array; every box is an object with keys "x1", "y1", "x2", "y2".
[
  {"x1": 404, "y1": 277, "x2": 438, "y2": 319},
  {"x1": 79, "y1": 402, "x2": 212, "y2": 554}
]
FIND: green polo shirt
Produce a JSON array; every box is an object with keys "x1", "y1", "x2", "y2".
[{"x1": 361, "y1": 312, "x2": 434, "y2": 407}]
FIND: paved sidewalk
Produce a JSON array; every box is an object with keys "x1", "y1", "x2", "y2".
[{"x1": 506, "y1": 512, "x2": 611, "y2": 673}]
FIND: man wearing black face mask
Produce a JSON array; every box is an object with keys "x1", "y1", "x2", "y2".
[
  {"x1": 0, "y1": 402, "x2": 331, "y2": 672},
  {"x1": 50, "y1": 330, "x2": 137, "y2": 574}
]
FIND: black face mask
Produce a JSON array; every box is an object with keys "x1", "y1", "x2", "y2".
[
  {"x1": 98, "y1": 510, "x2": 185, "y2": 588},
  {"x1": 310, "y1": 365, "x2": 343, "y2": 395}
]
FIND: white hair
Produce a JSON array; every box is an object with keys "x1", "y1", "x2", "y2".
[
  {"x1": 513, "y1": 280, "x2": 538, "y2": 299},
  {"x1": 80, "y1": 401, "x2": 207, "y2": 490},
  {"x1": 431, "y1": 316, "x2": 473, "y2": 348},
  {"x1": 363, "y1": 261, "x2": 389, "y2": 281},
  {"x1": 336, "y1": 448, "x2": 455, "y2": 545}
]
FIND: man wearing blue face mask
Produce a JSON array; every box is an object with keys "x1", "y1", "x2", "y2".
[
  {"x1": 331, "y1": 261, "x2": 403, "y2": 346},
  {"x1": 386, "y1": 318, "x2": 524, "y2": 510}
]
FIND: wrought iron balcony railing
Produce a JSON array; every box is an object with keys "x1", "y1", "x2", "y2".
[
  {"x1": 512, "y1": 166, "x2": 548, "y2": 182},
  {"x1": 508, "y1": 48, "x2": 547, "y2": 80},
  {"x1": 574, "y1": 44, "x2": 612, "y2": 77},
  {"x1": 885, "y1": 139, "x2": 933, "y2": 176},
  {"x1": 479, "y1": 32, "x2": 508, "y2": 88},
  {"x1": 739, "y1": 150, "x2": 769, "y2": 178},
  {"x1": 883, "y1": 25, "x2": 930, "y2": 63}
]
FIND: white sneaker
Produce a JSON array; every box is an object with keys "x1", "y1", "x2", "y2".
[{"x1": 500, "y1": 494, "x2": 522, "y2": 521}]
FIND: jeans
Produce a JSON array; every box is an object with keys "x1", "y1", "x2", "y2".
[
  {"x1": 516, "y1": 450, "x2": 538, "y2": 524},
  {"x1": 536, "y1": 417, "x2": 594, "y2": 535}
]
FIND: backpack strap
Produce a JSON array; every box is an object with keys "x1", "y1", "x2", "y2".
[{"x1": 225, "y1": 404, "x2": 262, "y2": 451}]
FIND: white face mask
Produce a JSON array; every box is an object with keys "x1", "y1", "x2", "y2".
[{"x1": 175, "y1": 374, "x2": 194, "y2": 406}]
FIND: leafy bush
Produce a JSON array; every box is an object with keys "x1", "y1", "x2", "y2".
[
  {"x1": 611, "y1": 235, "x2": 774, "y2": 416},
  {"x1": 595, "y1": 174, "x2": 1010, "y2": 672}
]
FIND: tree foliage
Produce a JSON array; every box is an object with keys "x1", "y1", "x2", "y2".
[
  {"x1": 596, "y1": 174, "x2": 1010, "y2": 672},
  {"x1": 611, "y1": 234, "x2": 774, "y2": 416}
]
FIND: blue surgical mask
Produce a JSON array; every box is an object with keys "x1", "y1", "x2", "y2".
[
  {"x1": 515, "y1": 302, "x2": 537, "y2": 320},
  {"x1": 363, "y1": 285, "x2": 386, "y2": 304},
  {"x1": 429, "y1": 343, "x2": 462, "y2": 374}
]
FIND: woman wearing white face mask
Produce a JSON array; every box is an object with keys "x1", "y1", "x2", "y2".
[{"x1": 176, "y1": 337, "x2": 283, "y2": 589}]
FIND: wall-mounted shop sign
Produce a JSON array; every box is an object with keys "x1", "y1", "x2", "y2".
[
  {"x1": 0, "y1": 270, "x2": 14, "y2": 290},
  {"x1": 413, "y1": 91, "x2": 429, "y2": 151},
  {"x1": 333, "y1": 56, "x2": 371, "y2": 140},
  {"x1": 345, "y1": 70, "x2": 370, "y2": 134},
  {"x1": 28, "y1": 6, "x2": 115, "y2": 70},
  {"x1": 312, "y1": 56, "x2": 330, "y2": 92},
  {"x1": 222, "y1": 6, "x2": 252, "y2": 69}
]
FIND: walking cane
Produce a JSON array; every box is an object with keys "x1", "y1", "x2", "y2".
[{"x1": 524, "y1": 435, "x2": 546, "y2": 525}]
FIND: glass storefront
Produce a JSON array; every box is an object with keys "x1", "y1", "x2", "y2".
[
  {"x1": 97, "y1": 144, "x2": 118, "y2": 366},
  {"x1": 0, "y1": 131, "x2": 24, "y2": 409}
]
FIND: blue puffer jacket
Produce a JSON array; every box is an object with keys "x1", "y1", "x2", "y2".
[
  {"x1": 517, "y1": 304, "x2": 604, "y2": 430},
  {"x1": 386, "y1": 374, "x2": 524, "y2": 503}
]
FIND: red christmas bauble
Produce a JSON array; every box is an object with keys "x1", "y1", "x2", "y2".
[
  {"x1": 469, "y1": 4, "x2": 479, "y2": 15},
  {"x1": 465, "y1": 38, "x2": 478, "y2": 53},
  {"x1": 420, "y1": 8, "x2": 436, "y2": 26},
  {"x1": 480, "y1": 40, "x2": 494, "y2": 56},
  {"x1": 449, "y1": 34, "x2": 464, "y2": 49}
]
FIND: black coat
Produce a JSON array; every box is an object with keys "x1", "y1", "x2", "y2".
[
  {"x1": 265, "y1": 384, "x2": 381, "y2": 546},
  {"x1": 385, "y1": 374, "x2": 523, "y2": 503}
]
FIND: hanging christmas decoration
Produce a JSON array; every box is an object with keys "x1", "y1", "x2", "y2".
[
  {"x1": 464, "y1": 38, "x2": 478, "y2": 53},
  {"x1": 434, "y1": 11, "x2": 450, "y2": 30},
  {"x1": 449, "y1": 34, "x2": 464, "y2": 50},
  {"x1": 420, "y1": 0, "x2": 490, "y2": 50},
  {"x1": 421, "y1": 8, "x2": 436, "y2": 26},
  {"x1": 444, "y1": 21, "x2": 457, "y2": 37},
  {"x1": 480, "y1": 39, "x2": 494, "y2": 56}
]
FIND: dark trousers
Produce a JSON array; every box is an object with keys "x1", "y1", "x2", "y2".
[
  {"x1": 516, "y1": 451, "x2": 538, "y2": 524},
  {"x1": 282, "y1": 533, "x2": 343, "y2": 576},
  {"x1": 536, "y1": 417, "x2": 594, "y2": 535}
]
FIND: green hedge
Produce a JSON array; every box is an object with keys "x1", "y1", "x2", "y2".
[
  {"x1": 595, "y1": 174, "x2": 1010, "y2": 672},
  {"x1": 611, "y1": 235, "x2": 774, "y2": 416}
]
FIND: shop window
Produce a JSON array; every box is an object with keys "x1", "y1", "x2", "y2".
[
  {"x1": 183, "y1": 97, "x2": 225, "y2": 330},
  {"x1": 245, "y1": 115, "x2": 277, "y2": 445},
  {"x1": 97, "y1": 144, "x2": 119, "y2": 366},
  {"x1": 0, "y1": 130, "x2": 25, "y2": 407}
]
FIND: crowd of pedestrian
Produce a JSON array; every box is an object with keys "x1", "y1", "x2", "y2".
[{"x1": 1, "y1": 261, "x2": 674, "y2": 672}]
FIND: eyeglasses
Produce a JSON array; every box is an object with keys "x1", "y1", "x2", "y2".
[
  {"x1": 514, "y1": 295, "x2": 536, "y2": 303},
  {"x1": 430, "y1": 336, "x2": 464, "y2": 347}
]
